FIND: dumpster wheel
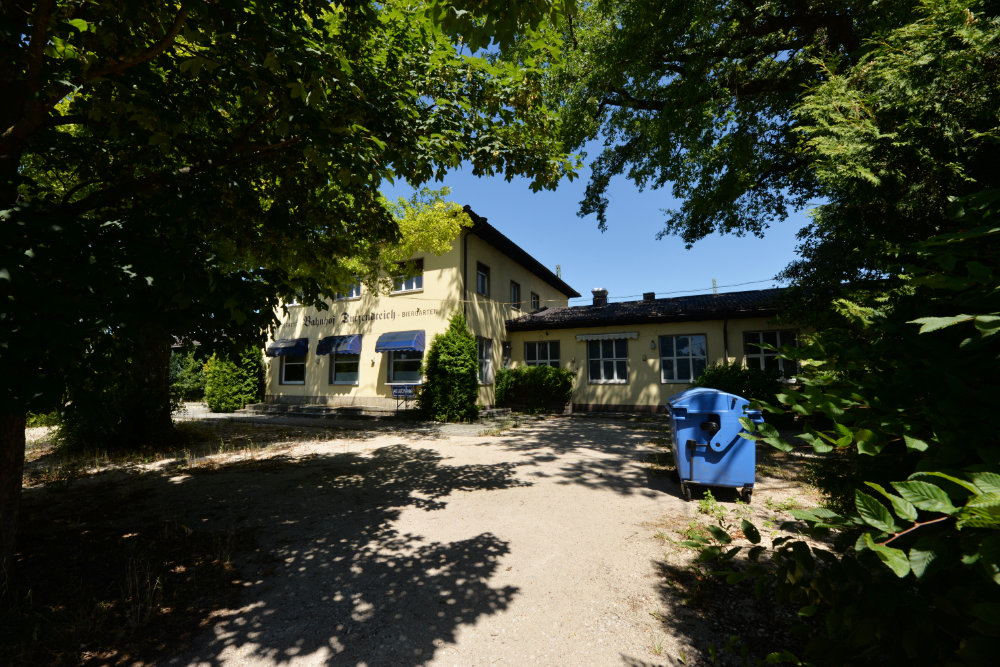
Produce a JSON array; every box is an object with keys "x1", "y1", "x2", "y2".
[
  {"x1": 681, "y1": 482, "x2": 693, "y2": 502},
  {"x1": 739, "y1": 484, "x2": 753, "y2": 503}
]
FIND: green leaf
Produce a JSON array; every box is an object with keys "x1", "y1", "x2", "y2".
[
  {"x1": 908, "y1": 541, "x2": 938, "y2": 579},
  {"x1": 855, "y1": 429, "x2": 883, "y2": 455},
  {"x1": 697, "y1": 545, "x2": 722, "y2": 562},
  {"x1": 797, "y1": 605, "x2": 818, "y2": 617},
  {"x1": 67, "y1": 18, "x2": 90, "y2": 32},
  {"x1": 902, "y1": 434, "x2": 929, "y2": 452},
  {"x1": 970, "y1": 472, "x2": 1000, "y2": 494},
  {"x1": 748, "y1": 545, "x2": 766, "y2": 561},
  {"x1": 911, "y1": 471, "x2": 979, "y2": 494},
  {"x1": 741, "y1": 519, "x2": 761, "y2": 544},
  {"x1": 855, "y1": 490, "x2": 897, "y2": 533},
  {"x1": 892, "y1": 481, "x2": 957, "y2": 514},
  {"x1": 909, "y1": 314, "x2": 974, "y2": 333},
  {"x1": 865, "y1": 482, "x2": 917, "y2": 522},
  {"x1": 864, "y1": 534, "x2": 910, "y2": 577},
  {"x1": 707, "y1": 524, "x2": 733, "y2": 544}
]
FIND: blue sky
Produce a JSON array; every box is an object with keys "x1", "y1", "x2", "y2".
[{"x1": 383, "y1": 161, "x2": 812, "y2": 307}]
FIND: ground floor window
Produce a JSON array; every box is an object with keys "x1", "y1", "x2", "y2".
[
  {"x1": 280, "y1": 355, "x2": 306, "y2": 384},
  {"x1": 477, "y1": 337, "x2": 494, "y2": 384},
  {"x1": 388, "y1": 350, "x2": 423, "y2": 383},
  {"x1": 525, "y1": 341, "x2": 560, "y2": 367},
  {"x1": 743, "y1": 330, "x2": 798, "y2": 376},
  {"x1": 588, "y1": 339, "x2": 628, "y2": 383},
  {"x1": 660, "y1": 334, "x2": 707, "y2": 382},
  {"x1": 329, "y1": 353, "x2": 360, "y2": 385}
]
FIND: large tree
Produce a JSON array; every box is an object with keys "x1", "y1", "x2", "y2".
[
  {"x1": 0, "y1": 0, "x2": 573, "y2": 584},
  {"x1": 551, "y1": 1, "x2": 922, "y2": 251}
]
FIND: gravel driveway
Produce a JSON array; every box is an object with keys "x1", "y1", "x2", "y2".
[{"x1": 159, "y1": 415, "x2": 704, "y2": 666}]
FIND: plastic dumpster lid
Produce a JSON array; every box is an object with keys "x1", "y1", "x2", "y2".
[{"x1": 667, "y1": 387, "x2": 750, "y2": 413}]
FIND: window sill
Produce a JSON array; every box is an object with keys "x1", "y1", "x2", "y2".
[
  {"x1": 389, "y1": 288, "x2": 423, "y2": 296},
  {"x1": 279, "y1": 381, "x2": 305, "y2": 385},
  {"x1": 329, "y1": 382, "x2": 359, "y2": 386},
  {"x1": 387, "y1": 381, "x2": 422, "y2": 385},
  {"x1": 334, "y1": 297, "x2": 361, "y2": 302},
  {"x1": 588, "y1": 380, "x2": 629, "y2": 385}
]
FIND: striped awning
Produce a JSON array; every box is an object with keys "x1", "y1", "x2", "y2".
[
  {"x1": 374, "y1": 330, "x2": 425, "y2": 353},
  {"x1": 316, "y1": 334, "x2": 362, "y2": 356},
  {"x1": 265, "y1": 338, "x2": 309, "y2": 357}
]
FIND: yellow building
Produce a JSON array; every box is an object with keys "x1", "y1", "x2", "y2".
[
  {"x1": 505, "y1": 288, "x2": 797, "y2": 413},
  {"x1": 264, "y1": 207, "x2": 580, "y2": 410}
]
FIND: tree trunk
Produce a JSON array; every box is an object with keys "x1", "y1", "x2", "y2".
[{"x1": 0, "y1": 412, "x2": 26, "y2": 597}]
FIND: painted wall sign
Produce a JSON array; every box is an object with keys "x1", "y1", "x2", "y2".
[{"x1": 302, "y1": 307, "x2": 440, "y2": 328}]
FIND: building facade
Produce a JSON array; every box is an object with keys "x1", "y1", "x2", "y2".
[
  {"x1": 264, "y1": 207, "x2": 580, "y2": 409},
  {"x1": 505, "y1": 288, "x2": 796, "y2": 413}
]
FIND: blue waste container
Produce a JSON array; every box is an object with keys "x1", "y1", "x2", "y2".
[{"x1": 666, "y1": 388, "x2": 764, "y2": 502}]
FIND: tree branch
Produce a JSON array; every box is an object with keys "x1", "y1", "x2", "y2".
[
  {"x1": 881, "y1": 516, "x2": 950, "y2": 546},
  {"x1": 82, "y1": 6, "x2": 189, "y2": 83}
]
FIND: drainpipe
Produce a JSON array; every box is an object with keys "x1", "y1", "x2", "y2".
[
  {"x1": 723, "y1": 318, "x2": 729, "y2": 361},
  {"x1": 462, "y1": 229, "x2": 468, "y2": 317}
]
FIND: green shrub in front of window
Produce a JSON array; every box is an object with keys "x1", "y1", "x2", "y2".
[
  {"x1": 204, "y1": 347, "x2": 264, "y2": 413},
  {"x1": 495, "y1": 365, "x2": 573, "y2": 413},
  {"x1": 419, "y1": 312, "x2": 479, "y2": 422},
  {"x1": 690, "y1": 361, "x2": 782, "y2": 405}
]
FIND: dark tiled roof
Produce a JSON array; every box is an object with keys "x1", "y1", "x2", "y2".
[
  {"x1": 464, "y1": 206, "x2": 581, "y2": 298},
  {"x1": 505, "y1": 288, "x2": 786, "y2": 331}
]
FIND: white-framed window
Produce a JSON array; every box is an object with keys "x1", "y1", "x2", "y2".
[
  {"x1": 660, "y1": 334, "x2": 707, "y2": 383},
  {"x1": 510, "y1": 281, "x2": 521, "y2": 310},
  {"x1": 328, "y1": 353, "x2": 360, "y2": 385},
  {"x1": 477, "y1": 337, "x2": 494, "y2": 384},
  {"x1": 476, "y1": 262, "x2": 490, "y2": 296},
  {"x1": 391, "y1": 259, "x2": 423, "y2": 293},
  {"x1": 524, "y1": 341, "x2": 560, "y2": 367},
  {"x1": 744, "y1": 330, "x2": 798, "y2": 376},
  {"x1": 530, "y1": 292, "x2": 540, "y2": 311},
  {"x1": 587, "y1": 339, "x2": 628, "y2": 383},
  {"x1": 388, "y1": 350, "x2": 423, "y2": 383},
  {"x1": 335, "y1": 280, "x2": 361, "y2": 300},
  {"x1": 280, "y1": 355, "x2": 306, "y2": 384}
]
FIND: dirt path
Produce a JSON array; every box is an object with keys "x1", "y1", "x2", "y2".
[{"x1": 146, "y1": 416, "x2": 694, "y2": 666}]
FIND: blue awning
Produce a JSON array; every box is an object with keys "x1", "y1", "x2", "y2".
[
  {"x1": 316, "y1": 334, "x2": 362, "y2": 356},
  {"x1": 375, "y1": 330, "x2": 425, "y2": 353},
  {"x1": 265, "y1": 338, "x2": 309, "y2": 357}
]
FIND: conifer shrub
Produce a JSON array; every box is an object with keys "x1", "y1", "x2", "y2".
[
  {"x1": 169, "y1": 350, "x2": 207, "y2": 402},
  {"x1": 419, "y1": 312, "x2": 479, "y2": 422},
  {"x1": 203, "y1": 347, "x2": 264, "y2": 413},
  {"x1": 494, "y1": 365, "x2": 573, "y2": 413}
]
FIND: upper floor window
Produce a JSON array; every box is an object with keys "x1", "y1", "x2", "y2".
[
  {"x1": 744, "y1": 330, "x2": 798, "y2": 376},
  {"x1": 510, "y1": 281, "x2": 521, "y2": 310},
  {"x1": 660, "y1": 334, "x2": 707, "y2": 383},
  {"x1": 392, "y1": 259, "x2": 423, "y2": 293},
  {"x1": 588, "y1": 338, "x2": 628, "y2": 384},
  {"x1": 476, "y1": 262, "x2": 490, "y2": 296},
  {"x1": 477, "y1": 337, "x2": 494, "y2": 384},
  {"x1": 525, "y1": 341, "x2": 559, "y2": 368},
  {"x1": 530, "y1": 292, "x2": 540, "y2": 311},
  {"x1": 335, "y1": 280, "x2": 361, "y2": 300}
]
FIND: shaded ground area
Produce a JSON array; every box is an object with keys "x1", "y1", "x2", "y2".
[{"x1": 5, "y1": 412, "x2": 820, "y2": 666}]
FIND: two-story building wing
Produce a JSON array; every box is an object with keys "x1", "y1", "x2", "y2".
[{"x1": 264, "y1": 206, "x2": 580, "y2": 410}]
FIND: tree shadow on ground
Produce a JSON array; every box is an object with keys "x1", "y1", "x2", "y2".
[
  {"x1": 645, "y1": 558, "x2": 805, "y2": 666},
  {"x1": 493, "y1": 416, "x2": 675, "y2": 498},
  {"x1": 5, "y1": 443, "x2": 528, "y2": 666}
]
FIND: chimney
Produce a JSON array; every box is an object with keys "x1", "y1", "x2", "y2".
[
  {"x1": 643, "y1": 292, "x2": 656, "y2": 302},
  {"x1": 592, "y1": 288, "x2": 608, "y2": 307}
]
